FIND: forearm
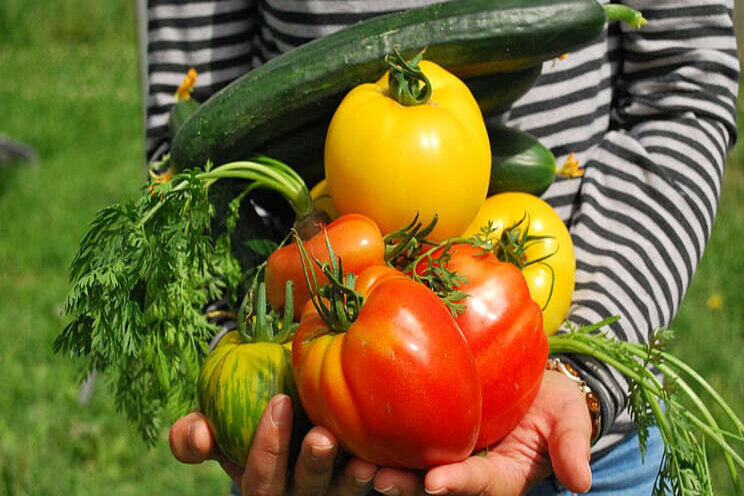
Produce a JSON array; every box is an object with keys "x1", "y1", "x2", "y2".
[{"x1": 561, "y1": 0, "x2": 739, "y2": 443}]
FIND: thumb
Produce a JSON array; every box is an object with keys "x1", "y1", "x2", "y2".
[{"x1": 546, "y1": 397, "x2": 593, "y2": 493}]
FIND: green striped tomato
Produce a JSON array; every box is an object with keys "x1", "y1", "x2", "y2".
[{"x1": 197, "y1": 331, "x2": 297, "y2": 465}]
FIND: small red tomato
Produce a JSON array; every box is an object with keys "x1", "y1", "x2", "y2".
[{"x1": 265, "y1": 214, "x2": 385, "y2": 318}]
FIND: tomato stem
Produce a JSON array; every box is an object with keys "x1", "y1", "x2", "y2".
[
  {"x1": 386, "y1": 47, "x2": 432, "y2": 106},
  {"x1": 295, "y1": 229, "x2": 363, "y2": 332},
  {"x1": 471, "y1": 217, "x2": 558, "y2": 310},
  {"x1": 236, "y1": 261, "x2": 297, "y2": 344},
  {"x1": 383, "y1": 213, "x2": 439, "y2": 265}
]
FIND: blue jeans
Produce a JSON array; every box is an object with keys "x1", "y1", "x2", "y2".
[{"x1": 529, "y1": 427, "x2": 664, "y2": 496}]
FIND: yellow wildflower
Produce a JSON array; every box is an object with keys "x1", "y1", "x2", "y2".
[
  {"x1": 557, "y1": 153, "x2": 584, "y2": 178},
  {"x1": 707, "y1": 293, "x2": 724, "y2": 311},
  {"x1": 175, "y1": 68, "x2": 198, "y2": 102}
]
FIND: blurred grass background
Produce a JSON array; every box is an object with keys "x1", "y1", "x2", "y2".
[{"x1": 0, "y1": 0, "x2": 742, "y2": 494}]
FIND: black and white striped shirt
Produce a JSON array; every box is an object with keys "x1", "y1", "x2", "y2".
[{"x1": 141, "y1": 0, "x2": 740, "y2": 456}]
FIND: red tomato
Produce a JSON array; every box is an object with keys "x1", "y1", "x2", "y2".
[
  {"x1": 420, "y1": 244, "x2": 548, "y2": 449},
  {"x1": 292, "y1": 265, "x2": 482, "y2": 469},
  {"x1": 265, "y1": 214, "x2": 385, "y2": 319}
]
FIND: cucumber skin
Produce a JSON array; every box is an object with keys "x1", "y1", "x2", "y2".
[
  {"x1": 168, "y1": 99, "x2": 200, "y2": 138},
  {"x1": 488, "y1": 126, "x2": 557, "y2": 197},
  {"x1": 171, "y1": 0, "x2": 607, "y2": 171}
]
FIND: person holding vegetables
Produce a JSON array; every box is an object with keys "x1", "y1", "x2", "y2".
[{"x1": 143, "y1": 0, "x2": 739, "y2": 494}]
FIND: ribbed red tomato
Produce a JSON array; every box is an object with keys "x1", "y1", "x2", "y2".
[{"x1": 292, "y1": 265, "x2": 482, "y2": 469}]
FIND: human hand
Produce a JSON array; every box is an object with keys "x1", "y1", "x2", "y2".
[
  {"x1": 169, "y1": 394, "x2": 378, "y2": 496},
  {"x1": 370, "y1": 370, "x2": 593, "y2": 496}
]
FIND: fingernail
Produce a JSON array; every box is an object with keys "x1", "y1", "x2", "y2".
[
  {"x1": 374, "y1": 485, "x2": 400, "y2": 496},
  {"x1": 425, "y1": 488, "x2": 449, "y2": 495},
  {"x1": 353, "y1": 474, "x2": 375, "y2": 487},
  {"x1": 270, "y1": 396, "x2": 291, "y2": 428},
  {"x1": 310, "y1": 441, "x2": 335, "y2": 461}
]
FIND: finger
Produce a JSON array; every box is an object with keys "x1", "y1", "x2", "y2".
[
  {"x1": 546, "y1": 403, "x2": 592, "y2": 493},
  {"x1": 425, "y1": 455, "x2": 501, "y2": 496},
  {"x1": 169, "y1": 411, "x2": 244, "y2": 480},
  {"x1": 169, "y1": 411, "x2": 216, "y2": 463},
  {"x1": 242, "y1": 394, "x2": 294, "y2": 496},
  {"x1": 426, "y1": 449, "x2": 553, "y2": 496},
  {"x1": 374, "y1": 467, "x2": 426, "y2": 496},
  {"x1": 289, "y1": 426, "x2": 338, "y2": 496},
  {"x1": 328, "y1": 456, "x2": 377, "y2": 496}
]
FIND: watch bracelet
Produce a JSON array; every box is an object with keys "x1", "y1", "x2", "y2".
[{"x1": 546, "y1": 356, "x2": 602, "y2": 445}]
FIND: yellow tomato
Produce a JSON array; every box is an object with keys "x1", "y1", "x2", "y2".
[
  {"x1": 309, "y1": 179, "x2": 340, "y2": 220},
  {"x1": 463, "y1": 193, "x2": 576, "y2": 336},
  {"x1": 324, "y1": 60, "x2": 491, "y2": 241}
]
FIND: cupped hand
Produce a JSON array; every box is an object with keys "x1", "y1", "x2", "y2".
[
  {"x1": 371, "y1": 370, "x2": 593, "y2": 496},
  {"x1": 169, "y1": 394, "x2": 378, "y2": 496}
]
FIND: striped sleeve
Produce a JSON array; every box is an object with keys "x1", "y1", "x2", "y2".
[
  {"x1": 562, "y1": 0, "x2": 739, "y2": 452},
  {"x1": 144, "y1": 0, "x2": 259, "y2": 160}
]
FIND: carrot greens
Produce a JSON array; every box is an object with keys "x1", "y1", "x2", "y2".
[
  {"x1": 550, "y1": 319, "x2": 744, "y2": 495},
  {"x1": 54, "y1": 156, "x2": 310, "y2": 443}
]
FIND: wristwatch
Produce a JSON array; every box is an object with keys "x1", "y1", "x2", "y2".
[{"x1": 546, "y1": 356, "x2": 602, "y2": 445}]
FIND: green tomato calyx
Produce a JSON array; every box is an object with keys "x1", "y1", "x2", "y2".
[{"x1": 386, "y1": 47, "x2": 432, "y2": 106}]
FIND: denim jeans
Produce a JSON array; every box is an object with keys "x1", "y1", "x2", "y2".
[{"x1": 528, "y1": 427, "x2": 664, "y2": 496}]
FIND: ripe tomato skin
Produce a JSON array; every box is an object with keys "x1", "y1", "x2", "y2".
[
  {"x1": 463, "y1": 193, "x2": 576, "y2": 336},
  {"x1": 440, "y1": 244, "x2": 548, "y2": 449},
  {"x1": 292, "y1": 266, "x2": 482, "y2": 469},
  {"x1": 324, "y1": 60, "x2": 491, "y2": 241},
  {"x1": 265, "y1": 214, "x2": 385, "y2": 319}
]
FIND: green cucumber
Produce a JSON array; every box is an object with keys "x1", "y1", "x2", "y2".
[
  {"x1": 488, "y1": 126, "x2": 557, "y2": 196},
  {"x1": 171, "y1": 0, "x2": 644, "y2": 171},
  {"x1": 168, "y1": 98, "x2": 200, "y2": 138}
]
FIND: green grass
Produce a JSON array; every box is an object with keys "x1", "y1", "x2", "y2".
[
  {"x1": 0, "y1": 0, "x2": 742, "y2": 494},
  {"x1": 0, "y1": 2, "x2": 226, "y2": 494}
]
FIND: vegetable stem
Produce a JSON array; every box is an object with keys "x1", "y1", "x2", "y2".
[
  {"x1": 549, "y1": 323, "x2": 744, "y2": 493},
  {"x1": 146, "y1": 157, "x2": 315, "y2": 231},
  {"x1": 386, "y1": 48, "x2": 432, "y2": 106},
  {"x1": 603, "y1": 4, "x2": 647, "y2": 29}
]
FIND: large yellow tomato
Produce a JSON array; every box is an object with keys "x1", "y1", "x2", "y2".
[
  {"x1": 324, "y1": 58, "x2": 491, "y2": 241},
  {"x1": 463, "y1": 193, "x2": 576, "y2": 336}
]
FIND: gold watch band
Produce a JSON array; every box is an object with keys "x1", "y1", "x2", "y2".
[{"x1": 546, "y1": 357, "x2": 602, "y2": 445}]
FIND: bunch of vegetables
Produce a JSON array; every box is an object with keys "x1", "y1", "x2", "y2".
[{"x1": 55, "y1": 1, "x2": 744, "y2": 494}]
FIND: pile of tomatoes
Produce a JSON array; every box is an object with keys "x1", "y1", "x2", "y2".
[{"x1": 198, "y1": 58, "x2": 577, "y2": 469}]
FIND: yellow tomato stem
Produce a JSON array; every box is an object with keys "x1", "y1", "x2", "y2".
[
  {"x1": 533, "y1": 262, "x2": 556, "y2": 312},
  {"x1": 386, "y1": 47, "x2": 432, "y2": 106}
]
